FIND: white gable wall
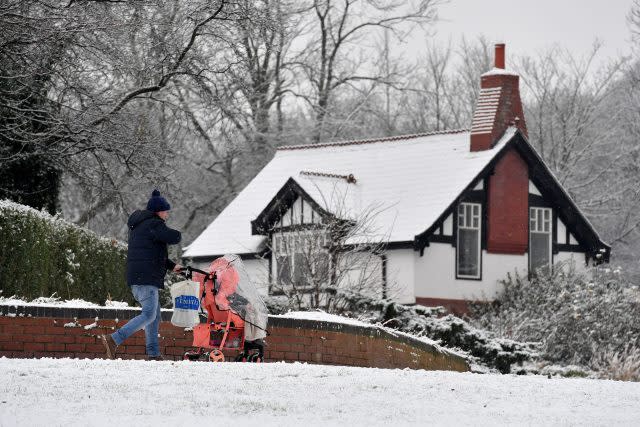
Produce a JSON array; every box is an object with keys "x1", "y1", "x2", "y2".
[
  {"x1": 442, "y1": 214, "x2": 453, "y2": 235},
  {"x1": 280, "y1": 197, "x2": 322, "y2": 227},
  {"x1": 557, "y1": 217, "x2": 567, "y2": 244},
  {"x1": 529, "y1": 180, "x2": 542, "y2": 196}
]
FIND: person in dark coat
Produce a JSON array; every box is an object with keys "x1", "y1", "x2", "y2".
[{"x1": 101, "y1": 190, "x2": 182, "y2": 360}]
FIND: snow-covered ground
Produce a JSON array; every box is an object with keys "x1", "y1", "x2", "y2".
[{"x1": 1, "y1": 358, "x2": 639, "y2": 426}]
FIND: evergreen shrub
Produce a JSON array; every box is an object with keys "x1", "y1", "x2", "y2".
[
  {"x1": 470, "y1": 264, "x2": 640, "y2": 380},
  {"x1": 0, "y1": 200, "x2": 132, "y2": 304}
]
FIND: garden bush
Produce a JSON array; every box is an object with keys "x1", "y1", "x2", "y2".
[
  {"x1": 470, "y1": 264, "x2": 640, "y2": 381},
  {"x1": 0, "y1": 200, "x2": 132, "y2": 304}
]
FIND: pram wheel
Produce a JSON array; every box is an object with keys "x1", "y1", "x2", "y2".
[
  {"x1": 209, "y1": 349, "x2": 225, "y2": 362},
  {"x1": 183, "y1": 351, "x2": 202, "y2": 361}
]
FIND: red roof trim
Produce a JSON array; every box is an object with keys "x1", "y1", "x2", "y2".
[{"x1": 277, "y1": 129, "x2": 469, "y2": 151}]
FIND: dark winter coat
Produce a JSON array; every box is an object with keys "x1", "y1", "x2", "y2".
[{"x1": 126, "y1": 210, "x2": 182, "y2": 288}]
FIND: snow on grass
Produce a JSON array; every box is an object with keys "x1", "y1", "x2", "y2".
[{"x1": 1, "y1": 357, "x2": 639, "y2": 426}]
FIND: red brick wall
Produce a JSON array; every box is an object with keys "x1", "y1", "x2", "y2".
[
  {"x1": 470, "y1": 73, "x2": 528, "y2": 152},
  {"x1": 0, "y1": 315, "x2": 468, "y2": 372},
  {"x1": 487, "y1": 148, "x2": 529, "y2": 254},
  {"x1": 415, "y1": 297, "x2": 470, "y2": 317}
]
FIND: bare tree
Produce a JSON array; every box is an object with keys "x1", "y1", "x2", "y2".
[
  {"x1": 265, "y1": 183, "x2": 395, "y2": 312},
  {"x1": 0, "y1": 0, "x2": 235, "y2": 221},
  {"x1": 292, "y1": 0, "x2": 441, "y2": 143}
]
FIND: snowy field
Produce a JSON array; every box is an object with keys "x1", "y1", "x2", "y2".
[{"x1": 1, "y1": 358, "x2": 640, "y2": 426}]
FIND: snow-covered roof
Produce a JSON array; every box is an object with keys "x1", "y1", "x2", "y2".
[{"x1": 183, "y1": 128, "x2": 518, "y2": 258}]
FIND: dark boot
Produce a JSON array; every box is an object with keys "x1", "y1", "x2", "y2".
[
  {"x1": 100, "y1": 334, "x2": 117, "y2": 360},
  {"x1": 147, "y1": 355, "x2": 164, "y2": 361}
]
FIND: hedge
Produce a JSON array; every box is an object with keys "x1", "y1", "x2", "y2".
[{"x1": 0, "y1": 199, "x2": 133, "y2": 304}]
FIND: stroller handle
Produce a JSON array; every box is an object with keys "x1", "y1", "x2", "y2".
[{"x1": 175, "y1": 265, "x2": 213, "y2": 279}]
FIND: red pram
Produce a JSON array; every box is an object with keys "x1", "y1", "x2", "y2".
[{"x1": 180, "y1": 255, "x2": 268, "y2": 362}]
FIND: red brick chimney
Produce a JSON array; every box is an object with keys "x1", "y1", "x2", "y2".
[{"x1": 470, "y1": 43, "x2": 527, "y2": 151}]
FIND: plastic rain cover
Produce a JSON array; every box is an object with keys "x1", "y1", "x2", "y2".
[{"x1": 209, "y1": 254, "x2": 268, "y2": 341}]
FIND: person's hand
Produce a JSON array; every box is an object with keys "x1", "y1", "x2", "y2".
[{"x1": 173, "y1": 264, "x2": 183, "y2": 272}]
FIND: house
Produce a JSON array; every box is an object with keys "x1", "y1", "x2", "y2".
[{"x1": 183, "y1": 44, "x2": 610, "y2": 312}]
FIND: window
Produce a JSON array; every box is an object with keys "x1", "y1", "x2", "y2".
[
  {"x1": 457, "y1": 203, "x2": 481, "y2": 279},
  {"x1": 273, "y1": 231, "x2": 330, "y2": 287},
  {"x1": 529, "y1": 207, "x2": 552, "y2": 273}
]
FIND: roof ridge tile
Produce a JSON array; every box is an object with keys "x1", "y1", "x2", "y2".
[{"x1": 277, "y1": 128, "x2": 469, "y2": 151}]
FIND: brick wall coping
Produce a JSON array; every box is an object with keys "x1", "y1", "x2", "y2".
[
  {"x1": 271, "y1": 315, "x2": 463, "y2": 361},
  {"x1": 0, "y1": 303, "x2": 468, "y2": 368}
]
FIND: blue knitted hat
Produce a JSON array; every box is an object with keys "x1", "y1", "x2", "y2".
[{"x1": 146, "y1": 189, "x2": 171, "y2": 212}]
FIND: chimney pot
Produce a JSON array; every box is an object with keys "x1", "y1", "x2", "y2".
[{"x1": 495, "y1": 43, "x2": 505, "y2": 69}]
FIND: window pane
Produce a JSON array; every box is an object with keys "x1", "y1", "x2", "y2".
[
  {"x1": 530, "y1": 209, "x2": 536, "y2": 231},
  {"x1": 473, "y1": 205, "x2": 479, "y2": 216},
  {"x1": 465, "y1": 206, "x2": 472, "y2": 228},
  {"x1": 314, "y1": 252, "x2": 331, "y2": 276},
  {"x1": 473, "y1": 217, "x2": 479, "y2": 228},
  {"x1": 277, "y1": 255, "x2": 290, "y2": 284},
  {"x1": 293, "y1": 253, "x2": 305, "y2": 285},
  {"x1": 458, "y1": 229, "x2": 479, "y2": 277},
  {"x1": 537, "y1": 209, "x2": 543, "y2": 229},
  {"x1": 530, "y1": 233, "x2": 551, "y2": 273}
]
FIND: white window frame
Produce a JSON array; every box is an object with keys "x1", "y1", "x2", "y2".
[
  {"x1": 456, "y1": 202, "x2": 482, "y2": 279},
  {"x1": 529, "y1": 207, "x2": 553, "y2": 273}
]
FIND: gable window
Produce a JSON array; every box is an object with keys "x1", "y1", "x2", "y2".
[
  {"x1": 529, "y1": 207, "x2": 552, "y2": 273},
  {"x1": 457, "y1": 202, "x2": 481, "y2": 279}
]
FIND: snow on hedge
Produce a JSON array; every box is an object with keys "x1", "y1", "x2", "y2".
[
  {"x1": 0, "y1": 199, "x2": 130, "y2": 304},
  {"x1": 0, "y1": 200, "x2": 126, "y2": 249},
  {"x1": 1, "y1": 357, "x2": 639, "y2": 426},
  {"x1": 0, "y1": 295, "x2": 130, "y2": 308}
]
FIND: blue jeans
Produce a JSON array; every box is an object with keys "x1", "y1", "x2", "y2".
[{"x1": 111, "y1": 285, "x2": 162, "y2": 357}]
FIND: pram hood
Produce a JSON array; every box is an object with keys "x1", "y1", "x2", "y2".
[{"x1": 208, "y1": 254, "x2": 268, "y2": 341}]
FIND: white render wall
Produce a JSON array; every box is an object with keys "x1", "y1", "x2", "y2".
[
  {"x1": 243, "y1": 258, "x2": 270, "y2": 296},
  {"x1": 385, "y1": 249, "x2": 416, "y2": 304},
  {"x1": 192, "y1": 249, "x2": 589, "y2": 305},
  {"x1": 413, "y1": 244, "x2": 527, "y2": 301},
  {"x1": 411, "y1": 243, "x2": 588, "y2": 302},
  {"x1": 554, "y1": 251, "x2": 588, "y2": 274}
]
